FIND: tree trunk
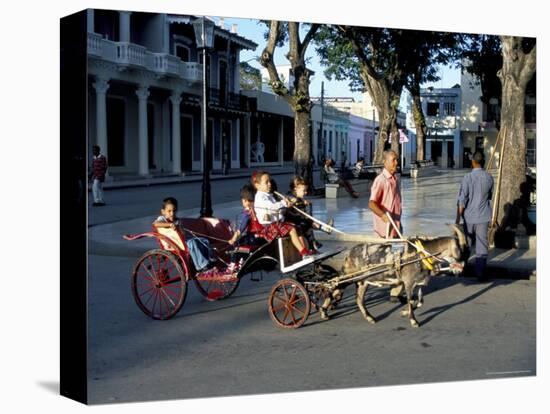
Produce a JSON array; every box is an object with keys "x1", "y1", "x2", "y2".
[
  {"x1": 293, "y1": 110, "x2": 312, "y2": 183},
  {"x1": 495, "y1": 36, "x2": 536, "y2": 228},
  {"x1": 361, "y1": 72, "x2": 402, "y2": 164},
  {"x1": 411, "y1": 93, "x2": 426, "y2": 161},
  {"x1": 390, "y1": 119, "x2": 400, "y2": 155},
  {"x1": 259, "y1": 21, "x2": 318, "y2": 189},
  {"x1": 496, "y1": 90, "x2": 526, "y2": 225}
]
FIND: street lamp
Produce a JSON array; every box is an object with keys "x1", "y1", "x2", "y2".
[{"x1": 193, "y1": 17, "x2": 215, "y2": 217}]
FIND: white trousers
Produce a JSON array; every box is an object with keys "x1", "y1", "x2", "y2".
[{"x1": 92, "y1": 179, "x2": 104, "y2": 203}]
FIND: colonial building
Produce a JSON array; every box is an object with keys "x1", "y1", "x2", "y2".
[
  {"x1": 310, "y1": 103, "x2": 352, "y2": 166},
  {"x1": 87, "y1": 10, "x2": 257, "y2": 178},
  {"x1": 310, "y1": 95, "x2": 381, "y2": 166},
  {"x1": 411, "y1": 86, "x2": 462, "y2": 168},
  {"x1": 241, "y1": 90, "x2": 295, "y2": 166},
  {"x1": 460, "y1": 69, "x2": 536, "y2": 169}
]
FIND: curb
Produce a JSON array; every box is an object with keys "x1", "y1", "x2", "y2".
[{"x1": 94, "y1": 168, "x2": 321, "y2": 191}]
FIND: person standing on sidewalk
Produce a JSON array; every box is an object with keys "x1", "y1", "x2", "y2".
[
  {"x1": 91, "y1": 145, "x2": 108, "y2": 206},
  {"x1": 455, "y1": 151, "x2": 494, "y2": 281},
  {"x1": 368, "y1": 149, "x2": 403, "y2": 301}
]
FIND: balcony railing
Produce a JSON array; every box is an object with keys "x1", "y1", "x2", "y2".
[
  {"x1": 87, "y1": 33, "x2": 202, "y2": 83},
  {"x1": 115, "y1": 42, "x2": 147, "y2": 67},
  {"x1": 207, "y1": 89, "x2": 247, "y2": 111},
  {"x1": 87, "y1": 32, "x2": 103, "y2": 56},
  {"x1": 149, "y1": 53, "x2": 181, "y2": 77}
]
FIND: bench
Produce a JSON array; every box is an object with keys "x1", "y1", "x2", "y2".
[
  {"x1": 325, "y1": 178, "x2": 371, "y2": 198},
  {"x1": 410, "y1": 160, "x2": 439, "y2": 179}
]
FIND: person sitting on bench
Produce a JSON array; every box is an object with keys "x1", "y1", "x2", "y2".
[{"x1": 324, "y1": 158, "x2": 359, "y2": 198}]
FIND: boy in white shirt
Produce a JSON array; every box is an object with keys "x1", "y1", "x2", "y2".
[{"x1": 253, "y1": 171, "x2": 314, "y2": 258}]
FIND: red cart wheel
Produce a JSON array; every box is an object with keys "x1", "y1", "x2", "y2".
[
  {"x1": 194, "y1": 273, "x2": 240, "y2": 302},
  {"x1": 268, "y1": 278, "x2": 311, "y2": 329},
  {"x1": 131, "y1": 249, "x2": 187, "y2": 320}
]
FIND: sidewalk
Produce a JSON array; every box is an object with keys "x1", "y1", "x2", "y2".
[
  {"x1": 97, "y1": 165, "x2": 312, "y2": 190},
  {"x1": 88, "y1": 169, "x2": 536, "y2": 279}
]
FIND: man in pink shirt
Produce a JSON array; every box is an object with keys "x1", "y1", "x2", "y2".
[
  {"x1": 368, "y1": 149, "x2": 404, "y2": 302},
  {"x1": 368, "y1": 150, "x2": 402, "y2": 238}
]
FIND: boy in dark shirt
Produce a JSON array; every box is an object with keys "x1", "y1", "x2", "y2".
[
  {"x1": 228, "y1": 184, "x2": 257, "y2": 246},
  {"x1": 286, "y1": 176, "x2": 333, "y2": 251}
]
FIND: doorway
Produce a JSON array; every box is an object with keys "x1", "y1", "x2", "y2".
[{"x1": 431, "y1": 141, "x2": 442, "y2": 166}]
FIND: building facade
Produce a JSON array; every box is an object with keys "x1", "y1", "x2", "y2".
[
  {"x1": 311, "y1": 95, "x2": 379, "y2": 166},
  {"x1": 87, "y1": 10, "x2": 257, "y2": 178},
  {"x1": 460, "y1": 69, "x2": 536, "y2": 169},
  {"x1": 410, "y1": 86, "x2": 462, "y2": 168}
]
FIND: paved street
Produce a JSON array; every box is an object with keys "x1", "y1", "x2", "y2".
[
  {"x1": 88, "y1": 171, "x2": 311, "y2": 226},
  {"x1": 88, "y1": 252, "x2": 535, "y2": 404},
  {"x1": 86, "y1": 169, "x2": 536, "y2": 404}
]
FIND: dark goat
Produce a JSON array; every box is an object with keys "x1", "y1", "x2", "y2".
[{"x1": 320, "y1": 224, "x2": 467, "y2": 327}]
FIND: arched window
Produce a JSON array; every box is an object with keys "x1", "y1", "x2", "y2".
[{"x1": 174, "y1": 43, "x2": 190, "y2": 62}]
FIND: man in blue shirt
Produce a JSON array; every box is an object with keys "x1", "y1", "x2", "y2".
[{"x1": 456, "y1": 151, "x2": 494, "y2": 281}]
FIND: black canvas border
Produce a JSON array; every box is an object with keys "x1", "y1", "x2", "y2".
[{"x1": 60, "y1": 9, "x2": 88, "y2": 405}]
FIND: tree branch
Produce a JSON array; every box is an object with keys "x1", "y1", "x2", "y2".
[
  {"x1": 288, "y1": 22, "x2": 300, "y2": 67},
  {"x1": 340, "y1": 26, "x2": 381, "y2": 81},
  {"x1": 260, "y1": 20, "x2": 290, "y2": 99},
  {"x1": 520, "y1": 43, "x2": 536, "y2": 87},
  {"x1": 300, "y1": 24, "x2": 320, "y2": 61}
]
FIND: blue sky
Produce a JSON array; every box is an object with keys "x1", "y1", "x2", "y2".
[{"x1": 218, "y1": 16, "x2": 461, "y2": 100}]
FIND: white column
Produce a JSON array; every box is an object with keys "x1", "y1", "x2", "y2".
[
  {"x1": 119, "y1": 11, "x2": 132, "y2": 42},
  {"x1": 93, "y1": 77, "x2": 110, "y2": 162},
  {"x1": 279, "y1": 118, "x2": 284, "y2": 166},
  {"x1": 163, "y1": 14, "x2": 170, "y2": 53},
  {"x1": 136, "y1": 85, "x2": 150, "y2": 176},
  {"x1": 454, "y1": 129, "x2": 461, "y2": 168},
  {"x1": 87, "y1": 9, "x2": 94, "y2": 32},
  {"x1": 170, "y1": 92, "x2": 182, "y2": 174}
]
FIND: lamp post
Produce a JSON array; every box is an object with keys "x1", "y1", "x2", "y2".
[{"x1": 193, "y1": 17, "x2": 215, "y2": 218}]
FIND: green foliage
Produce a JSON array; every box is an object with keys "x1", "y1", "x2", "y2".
[
  {"x1": 259, "y1": 20, "x2": 288, "y2": 47},
  {"x1": 315, "y1": 25, "x2": 363, "y2": 91},
  {"x1": 402, "y1": 31, "x2": 462, "y2": 95},
  {"x1": 316, "y1": 26, "x2": 462, "y2": 96},
  {"x1": 460, "y1": 34, "x2": 502, "y2": 104},
  {"x1": 461, "y1": 35, "x2": 536, "y2": 103},
  {"x1": 239, "y1": 61, "x2": 261, "y2": 91}
]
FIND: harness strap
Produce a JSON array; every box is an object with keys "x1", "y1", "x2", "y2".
[{"x1": 415, "y1": 240, "x2": 434, "y2": 270}]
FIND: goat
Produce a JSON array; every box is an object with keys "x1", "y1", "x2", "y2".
[{"x1": 319, "y1": 224, "x2": 467, "y2": 327}]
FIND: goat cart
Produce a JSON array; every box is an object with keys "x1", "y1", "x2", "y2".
[
  {"x1": 123, "y1": 215, "x2": 345, "y2": 321},
  {"x1": 267, "y1": 236, "x2": 465, "y2": 329}
]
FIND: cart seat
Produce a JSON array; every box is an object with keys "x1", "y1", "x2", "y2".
[
  {"x1": 155, "y1": 227, "x2": 186, "y2": 252},
  {"x1": 179, "y1": 217, "x2": 233, "y2": 251}
]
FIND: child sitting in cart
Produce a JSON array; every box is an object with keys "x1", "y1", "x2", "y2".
[
  {"x1": 253, "y1": 171, "x2": 315, "y2": 258},
  {"x1": 224, "y1": 184, "x2": 261, "y2": 274},
  {"x1": 228, "y1": 184, "x2": 258, "y2": 247},
  {"x1": 285, "y1": 176, "x2": 334, "y2": 252},
  {"x1": 153, "y1": 197, "x2": 215, "y2": 272}
]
